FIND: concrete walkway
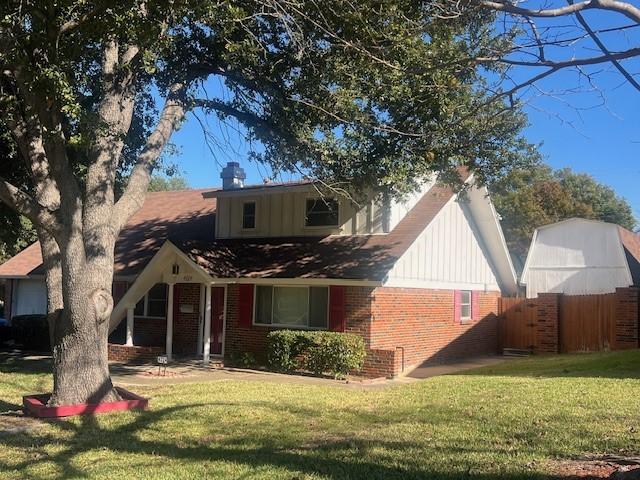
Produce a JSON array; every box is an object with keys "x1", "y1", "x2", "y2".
[
  {"x1": 109, "y1": 355, "x2": 509, "y2": 389},
  {"x1": 406, "y1": 355, "x2": 509, "y2": 379}
]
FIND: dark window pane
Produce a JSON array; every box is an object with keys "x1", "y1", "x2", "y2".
[
  {"x1": 305, "y1": 198, "x2": 339, "y2": 227},
  {"x1": 134, "y1": 299, "x2": 144, "y2": 316},
  {"x1": 309, "y1": 287, "x2": 328, "y2": 328},
  {"x1": 149, "y1": 283, "x2": 167, "y2": 301},
  {"x1": 148, "y1": 300, "x2": 167, "y2": 318},
  {"x1": 243, "y1": 202, "x2": 256, "y2": 229},
  {"x1": 255, "y1": 286, "x2": 273, "y2": 324}
]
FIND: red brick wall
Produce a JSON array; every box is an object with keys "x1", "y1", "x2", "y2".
[
  {"x1": 535, "y1": 293, "x2": 560, "y2": 354},
  {"x1": 173, "y1": 283, "x2": 201, "y2": 355},
  {"x1": 224, "y1": 284, "x2": 501, "y2": 379},
  {"x1": 225, "y1": 285, "x2": 376, "y2": 363},
  {"x1": 615, "y1": 287, "x2": 639, "y2": 349},
  {"x1": 366, "y1": 287, "x2": 500, "y2": 377},
  {"x1": 108, "y1": 344, "x2": 164, "y2": 363}
]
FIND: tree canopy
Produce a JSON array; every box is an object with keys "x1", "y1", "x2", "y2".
[
  {"x1": 491, "y1": 163, "x2": 636, "y2": 260},
  {"x1": 0, "y1": 1, "x2": 539, "y2": 405}
]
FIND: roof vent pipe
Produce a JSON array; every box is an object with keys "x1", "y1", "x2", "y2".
[{"x1": 220, "y1": 162, "x2": 246, "y2": 190}]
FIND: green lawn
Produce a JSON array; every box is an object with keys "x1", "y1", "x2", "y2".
[{"x1": 1, "y1": 351, "x2": 640, "y2": 480}]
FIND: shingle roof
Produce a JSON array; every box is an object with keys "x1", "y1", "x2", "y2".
[
  {"x1": 0, "y1": 174, "x2": 464, "y2": 282},
  {"x1": 180, "y1": 180, "x2": 456, "y2": 281},
  {"x1": 0, "y1": 189, "x2": 217, "y2": 278},
  {"x1": 618, "y1": 227, "x2": 640, "y2": 285}
]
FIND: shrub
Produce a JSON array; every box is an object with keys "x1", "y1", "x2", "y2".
[
  {"x1": 228, "y1": 351, "x2": 257, "y2": 368},
  {"x1": 267, "y1": 330, "x2": 366, "y2": 379},
  {"x1": 11, "y1": 315, "x2": 50, "y2": 352}
]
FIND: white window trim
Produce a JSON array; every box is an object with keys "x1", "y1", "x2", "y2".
[
  {"x1": 135, "y1": 285, "x2": 168, "y2": 319},
  {"x1": 304, "y1": 196, "x2": 340, "y2": 228},
  {"x1": 253, "y1": 284, "x2": 330, "y2": 330},
  {"x1": 460, "y1": 290, "x2": 472, "y2": 322},
  {"x1": 242, "y1": 200, "x2": 257, "y2": 230}
]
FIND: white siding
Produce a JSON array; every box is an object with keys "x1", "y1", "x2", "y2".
[
  {"x1": 522, "y1": 219, "x2": 632, "y2": 298},
  {"x1": 215, "y1": 190, "x2": 388, "y2": 239},
  {"x1": 385, "y1": 198, "x2": 500, "y2": 290},
  {"x1": 13, "y1": 279, "x2": 47, "y2": 316},
  {"x1": 388, "y1": 179, "x2": 436, "y2": 232}
]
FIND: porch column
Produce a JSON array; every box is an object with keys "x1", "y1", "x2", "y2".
[
  {"x1": 125, "y1": 307, "x2": 135, "y2": 346},
  {"x1": 203, "y1": 285, "x2": 212, "y2": 364},
  {"x1": 166, "y1": 283, "x2": 175, "y2": 362}
]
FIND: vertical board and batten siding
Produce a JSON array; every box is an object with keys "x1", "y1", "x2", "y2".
[
  {"x1": 216, "y1": 191, "x2": 386, "y2": 238},
  {"x1": 387, "y1": 179, "x2": 436, "y2": 232},
  {"x1": 215, "y1": 180, "x2": 435, "y2": 239},
  {"x1": 523, "y1": 219, "x2": 632, "y2": 298},
  {"x1": 385, "y1": 198, "x2": 500, "y2": 290}
]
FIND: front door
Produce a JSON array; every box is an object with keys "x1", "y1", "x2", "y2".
[{"x1": 210, "y1": 287, "x2": 225, "y2": 355}]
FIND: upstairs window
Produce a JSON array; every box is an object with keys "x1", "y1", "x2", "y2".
[
  {"x1": 242, "y1": 201, "x2": 256, "y2": 229},
  {"x1": 305, "y1": 198, "x2": 339, "y2": 227},
  {"x1": 255, "y1": 286, "x2": 329, "y2": 329},
  {"x1": 460, "y1": 290, "x2": 472, "y2": 322}
]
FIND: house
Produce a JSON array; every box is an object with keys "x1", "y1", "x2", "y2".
[
  {"x1": 521, "y1": 218, "x2": 640, "y2": 299},
  {"x1": 0, "y1": 162, "x2": 517, "y2": 378}
]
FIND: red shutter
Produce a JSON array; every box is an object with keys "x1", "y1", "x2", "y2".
[
  {"x1": 453, "y1": 290, "x2": 462, "y2": 324},
  {"x1": 471, "y1": 291, "x2": 480, "y2": 321},
  {"x1": 238, "y1": 284, "x2": 254, "y2": 328},
  {"x1": 329, "y1": 286, "x2": 346, "y2": 332}
]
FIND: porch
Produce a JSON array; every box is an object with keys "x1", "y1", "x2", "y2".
[{"x1": 108, "y1": 243, "x2": 226, "y2": 365}]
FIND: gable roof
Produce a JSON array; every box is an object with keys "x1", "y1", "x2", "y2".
[
  {"x1": 1, "y1": 170, "x2": 516, "y2": 290},
  {"x1": 618, "y1": 226, "x2": 640, "y2": 285},
  {"x1": 179, "y1": 180, "x2": 456, "y2": 281},
  {"x1": 0, "y1": 189, "x2": 217, "y2": 278}
]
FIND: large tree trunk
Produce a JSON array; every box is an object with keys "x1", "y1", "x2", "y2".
[{"x1": 47, "y1": 234, "x2": 119, "y2": 406}]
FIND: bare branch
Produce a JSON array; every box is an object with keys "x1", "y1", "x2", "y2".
[
  {"x1": 569, "y1": 0, "x2": 640, "y2": 92},
  {"x1": 481, "y1": 0, "x2": 640, "y2": 23},
  {"x1": 478, "y1": 47, "x2": 640, "y2": 68}
]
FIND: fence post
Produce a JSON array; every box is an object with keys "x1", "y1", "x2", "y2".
[
  {"x1": 614, "y1": 287, "x2": 639, "y2": 350},
  {"x1": 536, "y1": 293, "x2": 560, "y2": 354}
]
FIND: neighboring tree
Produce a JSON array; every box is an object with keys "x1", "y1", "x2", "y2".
[
  {"x1": 0, "y1": 2, "x2": 536, "y2": 405},
  {"x1": 147, "y1": 175, "x2": 190, "y2": 192},
  {"x1": 491, "y1": 164, "x2": 636, "y2": 259}
]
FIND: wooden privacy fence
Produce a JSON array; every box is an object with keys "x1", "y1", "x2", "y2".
[{"x1": 499, "y1": 289, "x2": 640, "y2": 354}]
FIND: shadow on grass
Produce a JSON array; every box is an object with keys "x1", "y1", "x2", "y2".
[
  {"x1": 0, "y1": 350, "x2": 52, "y2": 375},
  {"x1": 0, "y1": 401, "x2": 556, "y2": 480},
  {"x1": 455, "y1": 350, "x2": 640, "y2": 380}
]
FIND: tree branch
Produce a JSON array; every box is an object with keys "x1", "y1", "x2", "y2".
[
  {"x1": 569, "y1": 0, "x2": 640, "y2": 92},
  {"x1": 478, "y1": 46, "x2": 640, "y2": 68},
  {"x1": 482, "y1": 0, "x2": 640, "y2": 23},
  {"x1": 0, "y1": 177, "x2": 60, "y2": 233},
  {"x1": 112, "y1": 85, "x2": 186, "y2": 229}
]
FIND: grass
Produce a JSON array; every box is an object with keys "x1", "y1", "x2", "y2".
[{"x1": 1, "y1": 351, "x2": 640, "y2": 479}]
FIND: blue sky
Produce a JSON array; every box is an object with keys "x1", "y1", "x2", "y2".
[{"x1": 168, "y1": 9, "x2": 640, "y2": 219}]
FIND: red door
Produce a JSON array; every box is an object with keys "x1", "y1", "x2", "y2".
[{"x1": 210, "y1": 287, "x2": 225, "y2": 355}]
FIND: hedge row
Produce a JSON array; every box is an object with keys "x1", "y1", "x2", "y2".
[{"x1": 266, "y1": 330, "x2": 366, "y2": 379}]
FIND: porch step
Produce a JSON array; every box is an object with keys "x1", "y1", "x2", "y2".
[{"x1": 503, "y1": 348, "x2": 532, "y2": 357}]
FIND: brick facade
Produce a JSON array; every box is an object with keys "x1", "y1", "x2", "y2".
[
  {"x1": 365, "y1": 288, "x2": 500, "y2": 377},
  {"x1": 535, "y1": 293, "x2": 560, "y2": 354},
  {"x1": 109, "y1": 283, "x2": 201, "y2": 356},
  {"x1": 615, "y1": 288, "x2": 639, "y2": 349},
  {"x1": 108, "y1": 344, "x2": 164, "y2": 363},
  {"x1": 224, "y1": 284, "x2": 501, "y2": 379}
]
